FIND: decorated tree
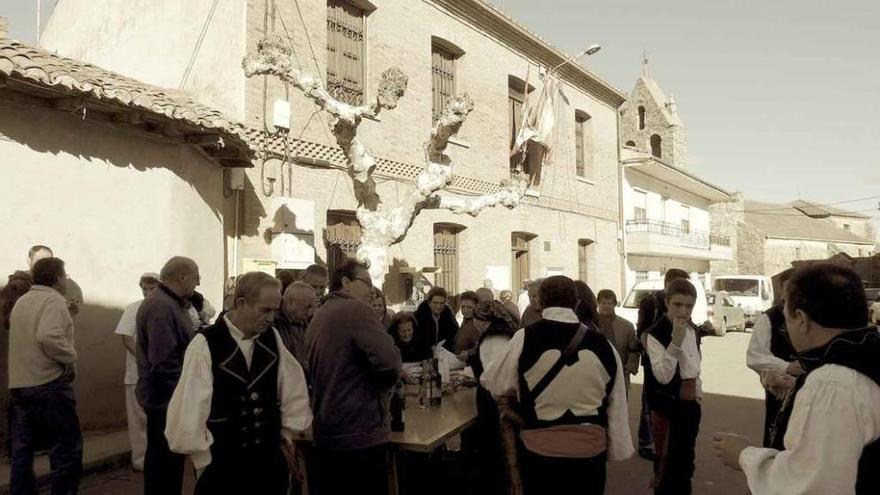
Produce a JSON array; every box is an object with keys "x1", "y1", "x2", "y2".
[{"x1": 243, "y1": 35, "x2": 532, "y2": 285}]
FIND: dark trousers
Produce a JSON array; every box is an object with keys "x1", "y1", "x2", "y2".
[
  {"x1": 9, "y1": 380, "x2": 83, "y2": 495},
  {"x1": 521, "y1": 449, "x2": 606, "y2": 495},
  {"x1": 763, "y1": 391, "x2": 784, "y2": 448},
  {"x1": 195, "y1": 448, "x2": 289, "y2": 495},
  {"x1": 652, "y1": 401, "x2": 701, "y2": 495},
  {"x1": 144, "y1": 408, "x2": 184, "y2": 495},
  {"x1": 310, "y1": 444, "x2": 390, "y2": 495},
  {"x1": 638, "y1": 386, "x2": 654, "y2": 449}
]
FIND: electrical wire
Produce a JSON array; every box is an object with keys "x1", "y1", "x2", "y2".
[
  {"x1": 734, "y1": 195, "x2": 880, "y2": 213},
  {"x1": 179, "y1": 0, "x2": 221, "y2": 89}
]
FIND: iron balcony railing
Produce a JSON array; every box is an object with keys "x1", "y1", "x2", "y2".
[{"x1": 626, "y1": 219, "x2": 731, "y2": 249}]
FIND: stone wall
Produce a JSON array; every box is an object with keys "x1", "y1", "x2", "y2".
[{"x1": 619, "y1": 77, "x2": 687, "y2": 168}]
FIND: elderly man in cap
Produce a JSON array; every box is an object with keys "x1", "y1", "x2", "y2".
[{"x1": 114, "y1": 272, "x2": 160, "y2": 471}]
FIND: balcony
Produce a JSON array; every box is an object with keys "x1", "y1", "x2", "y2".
[{"x1": 625, "y1": 219, "x2": 733, "y2": 261}]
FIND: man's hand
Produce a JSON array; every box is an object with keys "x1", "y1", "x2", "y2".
[
  {"x1": 671, "y1": 318, "x2": 688, "y2": 348},
  {"x1": 761, "y1": 369, "x2": 796, "y2": 399},
  {"x1": 59, "y1": 364, "x2": 77, "y2": 383},
  {"x1": 456, "y1": 351, "x2": 469, "y2": 363},
  {"x1": 712, "y1": 432, "x2": 753, "y2": 471},
  {"x1": 786, "y1": 360, "x2": 804, "y2": 377}
]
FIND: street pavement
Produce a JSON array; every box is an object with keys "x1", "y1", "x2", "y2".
[{"x1": 75, "y1": 332, "x2": 765, "y2": 494}]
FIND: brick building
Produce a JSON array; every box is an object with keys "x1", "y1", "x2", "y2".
[{"x1": 42, "y1": 0, "x2": 630, "y2": 301}]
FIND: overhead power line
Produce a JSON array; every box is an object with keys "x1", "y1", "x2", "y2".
[{"x1": 733, "y1": 195, "x2": 880, "y2": 214}]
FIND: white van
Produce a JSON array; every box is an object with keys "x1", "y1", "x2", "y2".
[
  {"x1": 712, "y1": 275, "x2": 774, "y2": 327},
  {"x1": 618, "y1": 278, "x2": 716, "y2": 335}
]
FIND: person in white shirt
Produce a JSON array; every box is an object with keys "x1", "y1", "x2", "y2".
[
  {"x1": 871, "y1": 294, "x2": 880, "y2": 325},
  {"x1": 482, "y1": 276, "x2": 633, "y2": 495},
  {"x1": 114, "y1": 272, "x2": 159, "y2": 471},
  {"x1": 714, "y1": 263, "x2": 880, "y2": 495},
  {"x1": 165, "y1": 272, "x2": 312, "y2": 495},
  {"x1": 643, "y1": 278, "x2": 702, "y2": 495}
]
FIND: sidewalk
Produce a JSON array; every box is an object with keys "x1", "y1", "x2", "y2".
[{"x1": 0, "y1": 429, "x2": 130, "y2": 494}]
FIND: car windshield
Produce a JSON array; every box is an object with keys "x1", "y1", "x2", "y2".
[
  {"x1": 714, "y1": 279, "x2": 759, "y2": 296},
  {"x1": 623, "y1": 289, "x2": 654, "y2": 308}
]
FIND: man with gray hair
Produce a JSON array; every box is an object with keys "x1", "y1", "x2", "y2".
[
  {"x1": 166, "y1": 271, "x2": 312, "y2": 495},
  {"x1": 114, "y1": 272, "x2": 160, "y2": 471},
  {"x1": 136, "y1": 256, "x2": 200, "y2": 495},
  {"x1": 274, "y1": 281, "x2": 317, "y2": 367}
]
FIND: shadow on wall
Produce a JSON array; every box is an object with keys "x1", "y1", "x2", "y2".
[
  {"x1": 0, "y1": 303, "x2": 127, "y2": 455},
  {"x1": 0, "y1": 108, "x2": 227, "y2": 224}
]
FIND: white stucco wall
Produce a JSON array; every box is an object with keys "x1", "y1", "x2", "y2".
[
  {"x1": 40, "y1": 0, "x2": 247, "y2": 120},
  {"x1": 0, "y1": 102, "x2": 227, "y2": 429}
]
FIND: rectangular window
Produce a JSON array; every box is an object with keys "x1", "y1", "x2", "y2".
[
  {"x1": 432, "y1": 44, "x2": 456, "y2": 122},
  {"x1": 575, "y1": 112, "x2": 593, "y2": 179},
  {"x1": 327, "y1": 0, "x2": 365, "y2": 105},
  {"x1": 433, "y1": 225, "x2": 459, "y2": 294},
  {"x1": 635, "y1": 271, "x2": 649, "y2": 283},
  {"x1": 325, "y1": 212, "x2": 362, "y2": 276},
  {"x1": 681, "y1": 205, "x2": 691, "y2": 234},
  {"x1": 509, "y1": 84, "x2": 526, "y2": 169},
  {"x1": 633, "y1": 190, "x2": 647, "y2": 222}
]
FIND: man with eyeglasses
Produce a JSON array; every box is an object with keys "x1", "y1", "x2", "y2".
[{"x1": 305, "y1": 258, "x2": 402, "y2": 495}]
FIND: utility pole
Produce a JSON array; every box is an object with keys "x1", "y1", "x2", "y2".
[{"x1": 36, "y1": 0, "x2": 40, "y2": 46}]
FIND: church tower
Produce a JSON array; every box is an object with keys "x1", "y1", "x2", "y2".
[{"x1": 620, "y1": 58, "x2": 689, "y2": 168}]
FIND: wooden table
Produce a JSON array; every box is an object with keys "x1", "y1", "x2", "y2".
[{"x1": 294, "y1": 386, "x2": 478, "y2": 495}]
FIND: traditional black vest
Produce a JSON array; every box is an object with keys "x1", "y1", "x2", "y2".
[
  {"x1": 200, "y1": 319, "x2": 282, "y2": 461},
  {"x1": 643, "y1": 316, "x2": 700, "y2": 414},
  {"x1": 516, "y1": 319, "x2": 617, "y2": 430},
  {"x1": 774, "y1": 327, "x2": 880, "y2": 494}
]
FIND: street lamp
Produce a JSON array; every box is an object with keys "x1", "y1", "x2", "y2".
[{"x1": 549, "y1": 44, "x2": 602, "y2": 74}]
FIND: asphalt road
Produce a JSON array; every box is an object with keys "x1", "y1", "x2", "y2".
[{"x1": 76, "y1": 332, "x2": 765, "y2": 494}]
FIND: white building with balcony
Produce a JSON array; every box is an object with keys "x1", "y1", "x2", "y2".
[{"x1": 619, "y1": 63, "x2": 734, "y2": 292}]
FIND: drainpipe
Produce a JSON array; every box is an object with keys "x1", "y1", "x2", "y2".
[
  {"x1": 616, "y1": 108, "x2": 627, "y2": 297},
  {"x1": 233, "y1": 189, "x2": 241, "y2": 277}
]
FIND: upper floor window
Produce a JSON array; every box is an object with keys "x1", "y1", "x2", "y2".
[
  {"x1": 625, "y1": 140, "x2": 636, "y2": 147},
  {"x1": 509, "y1": 76, "x2": 538, "y2": 183},
  {"x1": 650, "y1": 134, "x2": 662, "y2": 159},
  {"x1": 638, "y1": 106, "x2": 646, "y2": 130},
  {"x1": 431, "y1": 38, "x2": 463, "y2": 122},
  {"x1": 575, "y1": 110, "x2": 593, "y2": 179},
  {"x1": 327, "y1": 0, "x2": 367, "y2": 105},
  {"x1": 633, "y1": 190, "x2": 647, "y2": 222},
  {"x1": 681, "y1": 205, "x2": 691, "y2": 234}
]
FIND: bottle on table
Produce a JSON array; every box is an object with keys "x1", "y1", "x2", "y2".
[
  {"x1": 391, "y1": 380, "x2": 406, "y2": 432},
  {"x1": 430, "y1": 358, "x2": 442, "y2": 407}
]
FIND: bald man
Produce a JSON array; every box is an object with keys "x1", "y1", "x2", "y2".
[
  {"x1": 136, "y1": 256, "x2": 200, "y2": 495},
  {"x1": 274, "y1": 281, "x2": 316, "y2": 367}
]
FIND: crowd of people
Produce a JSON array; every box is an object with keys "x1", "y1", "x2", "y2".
[{"x1": 1, "y1": 243, "x2": 879, "y2": 495}]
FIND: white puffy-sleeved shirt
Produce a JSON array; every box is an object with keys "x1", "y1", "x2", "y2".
[
  {"x1": 746, "y1": 313, "x2": 793, "y2": 376},
  {"x1": 739, "y1": 364, "x2": 880, "y2": 495},
  {"x1": 646, "y1": 323, "x2": 702, "y2": 398},
  {"x1": 165, "y1": 316, "x2": 313, "y2": 469},
  {"x1": 480, "y1": 307, "x2": 634, "y2": 461}
]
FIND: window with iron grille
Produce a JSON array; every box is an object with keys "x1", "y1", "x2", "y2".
[
  {"x1": 327, "y1": 0, "x2": 365, "y2": 105},
  {"x1": 433, "y1": 225, "x2": 460, "y2": 294},
  {"x1": 432, "y1": 44, "x2": 456, "y2": 122},
  {"x1": 325, "y1": 211, "x2": 362, "y2": 276}
]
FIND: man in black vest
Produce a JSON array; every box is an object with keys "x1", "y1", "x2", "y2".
[
  {"x1": 746, "y1": 269, "x2": 804, "y2": 447},
  {"x1": 643, "y1": 278, "x2": 703, "y2": 495},
  {"x1": 635, "y1": 268, "x2": 689, "y2": 460},
  {"x1": 482, "y1": 276, "x2": 633, "y2": 494},
  {"x1": 714, "y1": 263, "x2": 880, "y2": 494},
  {"x1": 165, "y1": 271, "x2": 312, "y2": 495}
]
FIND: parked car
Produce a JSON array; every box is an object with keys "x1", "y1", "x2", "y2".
[
  {"x1": 707, "y1": 291, "x2": 746, "y2": 335},
  {"x1": 712, "y1": 275, "x2": 774, "y2": 327},
  {"x1": 866, "y1": 287, "x2": 880, "y2": 323},
  {"x1": 619, "y1": 278, "x2": 712, "y2": 334}
]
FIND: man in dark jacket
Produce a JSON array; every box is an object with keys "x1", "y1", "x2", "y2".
[
  {"x1": 136, "y1": 256, "x2": 200, "y2": 495},
  {"x1": 305, "y1": 259, "x2": 402, "y2": 495}
]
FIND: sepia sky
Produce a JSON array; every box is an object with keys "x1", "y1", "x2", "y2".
[{"x1": 3, "y1": 0, "x2": 879, "y2": 232}]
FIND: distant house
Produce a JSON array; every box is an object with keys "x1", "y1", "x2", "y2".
[
  {"x1": 0, "y1": 34, "x2": 253, "y2": 446},
  {"x1": 711, "y1": 196, "x2": 876, "y2": 278}
]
